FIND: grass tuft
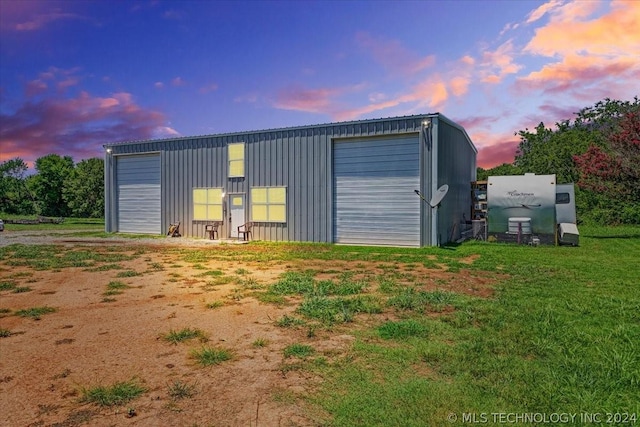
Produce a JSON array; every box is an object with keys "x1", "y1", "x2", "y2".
[
  {"x1": 0, "y1": 281, "x2": 17, "y2": 291},
  {"x1": 275, "y1": 314, "x2": 306, "y2": 328},
  {"x1": 116, "y1": 270, "x2": 139, "y2": 278},
  {"x1": 284, "y1": 343, "x2": 315, "y2": 359},
  {"x1": 205, "y1": 301, "x2": 224, "y2": 309},
  {"x1": 252, "y1": 338, "x2": 269, "y2": 347},
  {"x1": 80, "y1": 379, "x2": 146, "y2": 407},
  {"x1": 190, "y1": 346, "x2": 233, "y2": 366},
  {"x1": 167, "y1": 380, "x2": 197, "y2": 400},
  {"x1": 162, "y1": 327, "x2": 207, "y2": 345},
  {"x1": 15, "y1": 306, "x2": 57, "y2": 320}
]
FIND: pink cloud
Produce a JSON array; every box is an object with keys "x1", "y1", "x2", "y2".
[
  {"x1": 25, "y1": 80, "x2": 48, "y2": 97},
  {"x1": 332, "y1": 78, "x2": 449, "y2": 122},
  {"x1": 516, "y1": 54, "x2": 640, "y2": 94},
  {"x1": 355, "y1": 32, "x2": 436, "y2": 75},
  {"x1": 460, "y1": 55, "x2": 475, "y2": 66},
  {"x1": 14, "y1": 11, "x2": 86, "y2": 31},
  {"x1": 0, "y1": 87, "x2": 176, "y2": 165},
  {"x1": 274, "y1": 86, "x2": 341, "y2": 114},
  {"x1": 199, "y1": 83, "x2": 219, "y2": 94},
  {"x1": 477, "y1": 139, "x2": 520, "y2": 169},
  {"x1": 449, "y1": 76, "x2": 470, "y2": 97},
  {"x1": 525, "y1": 0, "x2": 564, "y2": 24},
  {"x1": 479, "y1": 40, "x2": 522, "y2": 84},
  {"x1": 537, "y1": 102, "x2": 582, "y2": 121},
  {"x1": 525, "y1": 0, "x2": 640, "y2": 57},
  {"x1": 171, "y1": 77, "x2": 186, "y2": 86},
  {"x1": 457, "y1": 115, "x2": 502, "y2": 130},
  {"x1": 57, "y1": 76, "x2": 80, "y2": 91}
]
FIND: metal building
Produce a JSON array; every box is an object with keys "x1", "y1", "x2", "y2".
[{"x1": 104, "y1": 114, "x2": 476, "y2": 247}]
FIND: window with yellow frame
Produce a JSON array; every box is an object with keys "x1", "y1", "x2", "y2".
[
  {"x1": 250, "y1": 187, "x2": 286, "y2": 223},
  {"x1": 228, "y1": 142, "x2": 245, "y2": 178},
  {"x1": 193, "y1": 188, "x2": 224, "y2": 221}
]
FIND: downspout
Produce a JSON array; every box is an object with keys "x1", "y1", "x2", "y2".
[
  {"x1": 430, "y1": 117, "x2": 439, "y2": 246},
  {"x1": 421, "y1": 118, "x2": 432, "y2": 246},
  {"x1": 104, "y1": 147, "x2": 112, "y2": 232}
]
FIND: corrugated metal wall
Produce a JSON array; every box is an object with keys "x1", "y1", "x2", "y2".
[
  {"x1": 104, "y1": 115, "x2": 475, "y2": 246},
  {"x1": 115, "y1": 154, "x2": 161, "y2": 234},
  {"x1": 333, "y1": 135, "x2": 420, "y2": 246},
  {"x1": 435, "y1": 116, "x2": 477, "y2": 243}
]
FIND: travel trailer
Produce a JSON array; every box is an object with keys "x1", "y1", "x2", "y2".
[{"x1": 484, "y1": 174, "x2": 579, "y2": 246}]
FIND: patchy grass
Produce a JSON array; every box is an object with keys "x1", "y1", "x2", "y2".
[
  {"x1": 80, "y1": 379, "x2": 146, "y2": 407},
  {"x1": 0, "y1": 328, "x2": 12, "y2": 338},
  {"x1": 15, "y1": 306, "x2": 57, "y2": 320},
  {"x1": 252, "y1": 338, "x2": 269, "y2": 348},
  {"x1": 0, "y1": 224, "x2": 637, "y2": 426},
  {"x1": 275, "y1": 314, "x2": 306, "y2": 328},
  {"x1": 0, "y1": 281, "x2": 17, "y2": 291},
  {"x1": 190, "y1": 346, "x2": 233, "y2": 366},
  {"x1": 0, "y1": 244, "x2": 138, "y2": 270},
  {"x1": 167, "y1": 380, "x2": 197, "y2": 400},
  {"x1": 306, "y1": 225, "x2": 640, "y2": 426},
  {"x1": 195, "y1": 269, "x2": 225, "y2": 277},
  {"x1": 205, "y1": 301, "x2": 224, "y2": 310},
  {"x1": 103, "y1": 280, "x2": 130, "y2": 296},
  {"x1": 115, "y1": 270, "x2": 139, "y2": 278},
  {"x1": 284, "y1": 343, "x2": 315, "y2": 359},
  {"x1": 162, "y1": 328, "x2": 208, "y2": 345}
]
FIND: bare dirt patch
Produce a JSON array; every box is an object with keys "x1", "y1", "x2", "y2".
[{"x1": 0, "y1": 240, "x2": 499, "y2": 426}]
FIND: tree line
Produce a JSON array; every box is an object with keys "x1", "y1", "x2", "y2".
[
  {"x1": 0, "y1": 155, "x2": 104, "y2": 218},
  {"x1": 478, "y1": 97, "x2": 639, "y2": 225}
]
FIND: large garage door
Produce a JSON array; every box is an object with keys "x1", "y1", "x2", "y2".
[
  {"x1": 116, "y1": 154, "x2": 161, "y2": 234},
  {"x1": 333, "y1": 136, "x2": 420, "y2": 246}
]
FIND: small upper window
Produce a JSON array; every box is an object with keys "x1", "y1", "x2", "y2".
[
  {"x1": 556, "y1": 193, "x2": 570, "y2": 204},
  {"x1": 228, "y1": 142, "x2": 245, "y2": 178}
]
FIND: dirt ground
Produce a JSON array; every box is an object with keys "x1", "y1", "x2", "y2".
[{"x1": 0, "y1": 236, "x2": 496, "y2": 427}]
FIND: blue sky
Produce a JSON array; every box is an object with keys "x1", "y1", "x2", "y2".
[{"x1": 1, "y1": 0, "x2": 638, "y2": 169}]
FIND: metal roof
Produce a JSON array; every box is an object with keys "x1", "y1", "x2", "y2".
[{"x1": 103, "y1": 113, "x2": 442, "y2": 148}]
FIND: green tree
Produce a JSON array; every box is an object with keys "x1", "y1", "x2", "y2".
[
  {"x1": 573, "y1": 107, "x2": 640, "y2": 224},
  {"x1": 477, "y1": 163, "x2": 522, "y2": 181},
  {"x1": 32, "y1": 154, "x2": 75, "y2": 217},
  {"x1": 514, "y1": 98, "x2": 639, "y2": 184},
  {"x1": 514, "y1": 97, "x2": 640, "y2": 224},
  {"x1": 0, "y1": 158, "x2": 36, "y2": 215},
  {"x1": 63, "y1": 158, "x2": 105, "y2": 218}
]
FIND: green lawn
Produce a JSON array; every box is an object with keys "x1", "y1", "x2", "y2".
[
  {"x1": 304, "y1": 225, "x2": 640, "y2": 426},
  {"x1": 0, "y1": 214, "x2": 104, "y2": 232}
]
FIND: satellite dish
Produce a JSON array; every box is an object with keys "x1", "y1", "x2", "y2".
[
  {"x1": 414, "y1": 185, "x2": 449, "y2": 208},
  {"x1": 429, "y1": 184, "x2": 449, "y2": 208}
]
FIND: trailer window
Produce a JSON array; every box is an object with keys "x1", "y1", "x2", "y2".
[{"x1": 556, "y1": 192, "x2": 570, "y2": 204}]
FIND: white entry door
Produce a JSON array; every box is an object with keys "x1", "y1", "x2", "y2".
[{"x1": 229, "y1": 194, "x2": 245, "y2": 238}]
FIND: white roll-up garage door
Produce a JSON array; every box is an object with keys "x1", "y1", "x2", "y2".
[
  {"x1": 333, "y1": 135, "x2": 420, "y2": 246},
  {"x1": 116, "y1": 154, "x2": 161, "y2": 234}
]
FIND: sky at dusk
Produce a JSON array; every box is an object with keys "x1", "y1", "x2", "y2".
[{"x1": 1, "y1": 0, "x2": 639, "y2": 170}]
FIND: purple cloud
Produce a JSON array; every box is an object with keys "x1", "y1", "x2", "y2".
[{"x1": 1, "y1": 90, "x2": 177, "y2": 166}]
